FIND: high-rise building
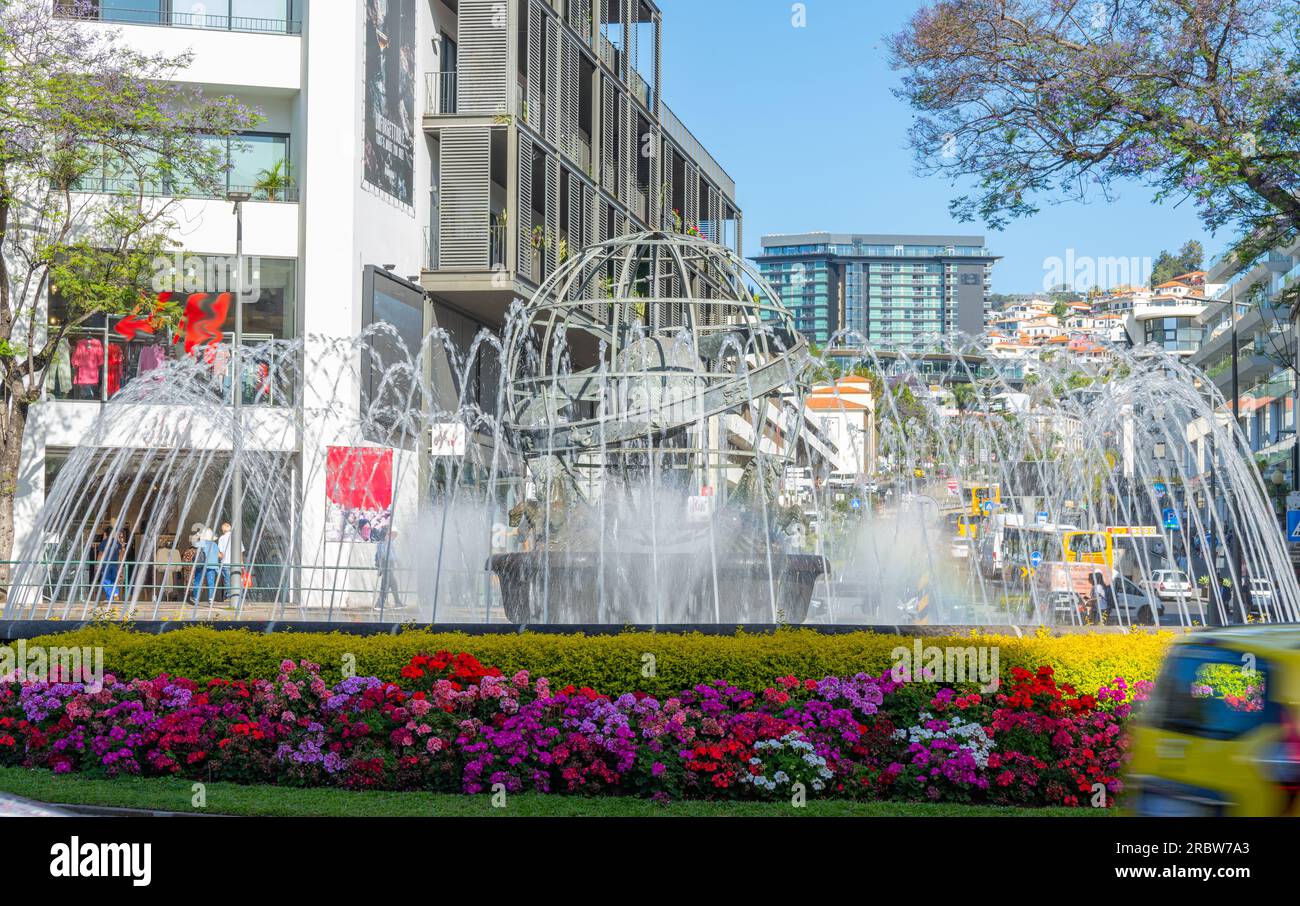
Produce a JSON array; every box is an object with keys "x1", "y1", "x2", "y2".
[
  {"x1": 14, "y1": 1, "x2": 742, "y2": 592},
  {"x1": 754, "y1": 233, "x2": 998, "y2": 347}
]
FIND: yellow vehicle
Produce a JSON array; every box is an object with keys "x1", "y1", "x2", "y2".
[
  {"x1": 1063, "y1": 530, "x2": 1113, "y2": 570},
  {"x1": 958, "y1": 514, "x2": 979, "y2": 540},
  {"x1": 1126, "y1": 627, "x2": 1300, "y2": 816},
  {"x1": 968, "y1": 484, "x2": 1000, "y2": 517}
]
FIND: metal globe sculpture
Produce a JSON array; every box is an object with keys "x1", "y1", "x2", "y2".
[
  {"x1": 492, "y1": 231, "x2": 826, "y2": 624},
  {"x1": 503, "y1": 230, "x2": 809, "y2": 467}
]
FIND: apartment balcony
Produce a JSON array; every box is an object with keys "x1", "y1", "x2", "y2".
[
  {"x1": 559, "y1": 130, "x2": 593, "y2": 177},
  {"x1": 422, "y1": 224, "x2": 506, "y2": 272},
  {"x1": 597, "y1": 33, "x2": 620, "y2": 71},
  {"x1": 420, "y1": 223, "x2": 527, "y2": 329},
  {"x1": 631, "y1": 188, "x2": 649, "y2": 224},
  {"x1": 630, "y1": 70, "x2": 651, "y2": 110},
  {"x1": 660, "y1": 103, "x2": 737, "y2": 201},
  {"x1": 515, "y1": 83, "x2": 547, "y2": 133},
  {"x1": 54, "y1": 1, "x2": 301, "y2": 35},
  {"x1": 74, "y1": 176, "x2": 299, "y2": 204},
  {"x1": 567, "y1": 0, "x2": 593, "y2": 42},
  {"x1": 425, "y1": 72, "x2": 458, "y2": 115}
]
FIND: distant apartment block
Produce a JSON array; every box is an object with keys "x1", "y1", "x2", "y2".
[{"x1": 754, "y1": 233, "x2": 998, "y2": 347}]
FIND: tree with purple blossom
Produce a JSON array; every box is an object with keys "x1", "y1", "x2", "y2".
[
  {"x1": 890, "y1": 0, "x2": 1299, "y2": 281},
  {"x1": 0, "y1": 0, "x2": 259, "y2": 562}
]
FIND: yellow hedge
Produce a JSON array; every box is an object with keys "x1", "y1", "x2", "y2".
[{"x1": 14, "y1": 625, "x2": 1181, "y2": 696}]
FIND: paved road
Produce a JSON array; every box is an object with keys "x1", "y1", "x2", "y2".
[{"x1": 0, "y1": 793, "x2": 73, "y2": 817}]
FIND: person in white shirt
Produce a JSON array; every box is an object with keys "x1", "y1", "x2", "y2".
[{"x1": 217, "y1": 522, "x2": 245, "y2": 605}]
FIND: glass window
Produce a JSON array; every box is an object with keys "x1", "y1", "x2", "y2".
[
  {"x1": 100, "y1": 0, "x2": 165, "y2": 24},
  {"x1": 1146, "y1": 646, "x2": 1272, "y2": 739},
  {"x1": 362, "y1": 267, "x2": 425, "y2": 437},
  {"x1": 230, "y1": 133, "x2": 290, "y2": 198},
  {"x1": 46, "y1": 255, "x2": 297, "y2": 404}
]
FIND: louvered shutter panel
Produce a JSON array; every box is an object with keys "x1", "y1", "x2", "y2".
[
  {"x1": 567, "y1": 166, "x2": 581, "y2": 249},
  {"x1": 652, "y1": 12, "x2": 661, "y2": 116},
  {"x1": 439, "y1": 128, "x2": 491, "y2": 269},
  {"x1": 545, "y1": 16, "x2": 560, "y2": 145},
  {"x1": 527, "y1": 2, "x2": 542, "y2": 128},
  {"x1": 517, "y1": 138, "x2": 533, "y2": 280},
  {"x1": 583, "y1": 183, "x2": 598, "y2": 307},
  {"x1": 710, "y1": 187, "x2": 721, "y2": 244},
  {"x1": 601, "y1": 78, "x2": 616, "y2": 194},
  {"x1": 662, "y1": 144, "x2": 673, "y2": 228},
  {"x1": 562, "y1": 37, "x2": 579, "y2": 163},
  {"x1": 685, "y1": 161, "x2": 698, "y2": 232},
  {"x1": 545, "y1": 156, "x2": 560, "y2": 276},
  {"x1": 627, "y1": 0, "x2": 638, "y2": 92},
  {"x1": 620, "y1": 94, "x2": 633, "y2": 209},
  {"x1": 645, "y1": 127, "x2": 658, "y2": 229},
  {"x1": 458, "y1": 0, "x2": 508, "y2": 115}
]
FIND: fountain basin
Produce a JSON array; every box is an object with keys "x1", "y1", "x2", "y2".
[{"x1": 488, "y1": 551, "x2": 829, "y2": 625}]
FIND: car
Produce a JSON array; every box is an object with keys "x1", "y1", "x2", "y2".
[
  {"x1": 1107, "y1": 575, "x2": 1164, "y2": 625},
  {"x1": 1126, "y1": 626, "x2": 1300, "y2": 816},
  {"x1": 1143, "y1": 569, "x2": 1194, "y2": 603},
  {"x1": 1246, "y1": 577, "x2": 1275, "y2": 618}
]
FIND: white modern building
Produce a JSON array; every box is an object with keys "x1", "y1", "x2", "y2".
[{"x1": 11, "y1": 0, "x2": 744, "y2": 618}]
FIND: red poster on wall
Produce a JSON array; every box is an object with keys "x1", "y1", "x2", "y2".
[{"x1": 324, "y1": 446, "x2": 394, "y2": 543}]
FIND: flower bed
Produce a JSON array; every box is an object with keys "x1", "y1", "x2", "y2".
[
  {"x1": 14, "y1": 625, "x2": 1175, "y2": 696},
  {"x1": 0, "y1": 652, "x2": 1151, "y2": 807}
]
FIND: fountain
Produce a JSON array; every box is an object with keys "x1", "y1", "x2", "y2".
[
  {"x1": 3, "y1": 231, "x2": 1298, "y2": 630},
  {"x1": 489, "y1": 231, "x2": 827, "y2": 624}
]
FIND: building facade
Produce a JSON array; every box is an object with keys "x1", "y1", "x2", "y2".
[
  {"x1": 1189, "y1": 240, "x2": 1300, "y2": 481},
  {"x1": 754, "y1": 233, "x2": 998, "y2": 347},
  {"x1": 12, "y1": 0, "x2": 742, "y2": 615}
]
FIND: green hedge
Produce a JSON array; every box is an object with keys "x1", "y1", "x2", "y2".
[{"x1": 13, "y1": 625, "x2": 1179, "y2": 695}]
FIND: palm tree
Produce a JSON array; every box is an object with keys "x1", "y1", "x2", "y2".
[{"x1": 254, "y1": 159, "x2": 293, "y2": 202}]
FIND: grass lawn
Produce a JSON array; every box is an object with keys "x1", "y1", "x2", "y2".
[{"x1": 0, "y1": 767, "x2": 1108, "y2": 817}]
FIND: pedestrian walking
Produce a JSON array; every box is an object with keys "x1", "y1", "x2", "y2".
[{"x1": 374, "y1": 528, "x2": 406, "y2": 614}]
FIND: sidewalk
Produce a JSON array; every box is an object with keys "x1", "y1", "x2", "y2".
[{"x1": 0, "y1": 792, "x2": 73, "y2": 817}]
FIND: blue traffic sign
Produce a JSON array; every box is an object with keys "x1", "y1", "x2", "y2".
[
  {"x1": 1288, "y1": 510, "x2": 1300, "y2": 544},
  {"x1": 981, "y1": 500, "x2": 994, "y2": 514},
  {"x1": 1030, "y1": 550, "x2": 1043, "y2": 568},
  {"x1": 1162, "y1": 507, "x2": 1180, "y2": 530},
  {"x1": 1154, "y1": 482, "x2": 1167, "y2": 495},
  {"x1": 850, "y1": 498, "x2": 861, "y2": 509}
]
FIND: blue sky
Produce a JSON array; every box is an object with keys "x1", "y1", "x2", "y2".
[{"x1": 655, "y1": 0, "x2": 1221, "y2": 293}]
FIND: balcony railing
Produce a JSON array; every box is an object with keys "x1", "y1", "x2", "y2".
[
  {"x1": 630, "y1": 70, "x2": 651, "y2": 109},
  {"x1": 660, "y1": 103, "x2": 737, "y2": 200},
  {"x1": 425, "y1": 71, "x2": 457, "y2": 115},
  {"x1": 559, "y1": 130, "x2": 593, "y2": 176},
  {"x1": 597, "y1": 33, "x2": 619, "y2": 70},
  {"x1": 515, "y1": 83, "x2": 547, "y2": 131},
  {"x1": 73, "y1": 177, "x2": 299, "y2": 203},
  {"x1": 422, "y1": 224, "x2": 507, "y2": 272},
  {"x1": 490, "y1": 224, "x2": 507, "y2": 269},
  {"x1": 567, "y1": 0, "x2": 592, "y2": 42},
  {"x1": 54, "y1": 2, "x2": 301, "y2": 35}
]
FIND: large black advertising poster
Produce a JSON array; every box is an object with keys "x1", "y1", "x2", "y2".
[{"x1": 364, "y1": 0, "x2": 415, "y2": 206}]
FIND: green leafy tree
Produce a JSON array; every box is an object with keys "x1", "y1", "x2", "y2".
[
  {"x1": 890, "y1": 1, "x2": 1300, "y2": 272},
  {"x1": 1150, "y1": 239, "x2": 1205, "y2": 286},
  {"x1": 0, "y1": 0, "x2": 258, "y2": 561}
]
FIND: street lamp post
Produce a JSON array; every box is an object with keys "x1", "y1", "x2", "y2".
[{"x1": 228, "y1": 190, "x2": 252, "y2": 612}]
